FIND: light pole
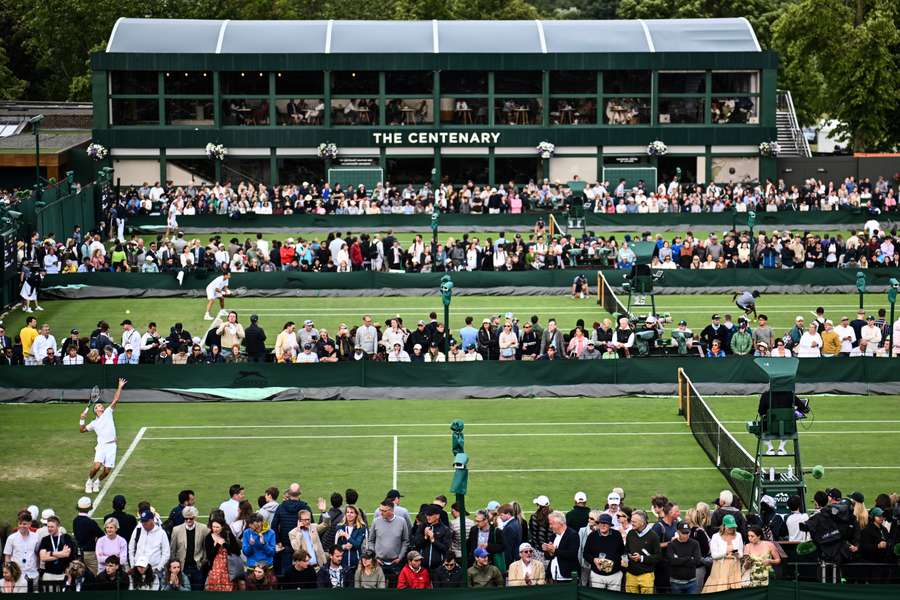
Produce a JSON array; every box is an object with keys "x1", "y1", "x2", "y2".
[
  {"x1": 888, "y1": 278, "x2": 898, "y2": 358},
  {"x1": 440, "y1": 274, "x2": 453, "y2": 355},
  {"x1": 29, "y1": 114, "x2": 45, "y2": 193},
  {"x1": 449, "y1": 419, "x2": 468, "y2": 587}
]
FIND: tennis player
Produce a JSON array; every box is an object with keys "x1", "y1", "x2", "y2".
[
  {"x1": 79, "y1": 378, "x2": 126, "y2": 494},
  {"x1": 204, "y1": 271, "x2": 231, "y2": 320}
]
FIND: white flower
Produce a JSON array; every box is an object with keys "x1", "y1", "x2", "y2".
[
  {"x1": 86, "y1": 143, "x2": 108, "y2": 160},
  {"x1": 536, "y1": 141, "x2": 555, "y2": 158},
  {"x1": 317, "y1": 142, "x2": 339, "y2": 159},
  {"x1": 205, "y1": 143, "x2": 227, "y2": 161},
  {"x1": 647, "y1": 140, "x2": 668, "y2": 156},
  {"x1": 758, "y1": 141, "x2": 780, "y2": 157}
]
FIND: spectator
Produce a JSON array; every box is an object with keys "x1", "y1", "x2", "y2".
[
  {"x1": 203, "y1": 517, "x2": 241, "y2": 592},
  {"x1": 797, "y1": 323, "x2": 823, "y2": 358},
  {"x1": 706, "y1": 339, "x2": 726, "y2": 358},
  {"x1": 624, "y1": 510, "x2": 660, "y2": 594},
  {"x1": 93, "y1": 555, "x2": 127, "y2": 591},
  {"x1": 821, "y1": 320, "x2": 841, "y2": 357},
  {"x1": 397, "y1": 550, "x2": 431, "y2": 588},
  {"x1": 37, "y1": 515, "x2": 75, "y2": 590},
  {"x1": 730, "y1": 319, "x2": 753, "y2": 356},
  {"x1": 859, "y1": 315, "x2": 882, "y2": 356},
  {"x1": 449, "y1": 503, "x2": 474, "y2": 560},
  {"x1": 412, "y1": 504, "x2": 452, "y2": 571},
  {"x1": 129, "y1": 510, "x2": 170, "y2": 578},
  {"x1": 243, "y1": 314, "x2": 267, "y2": 361},
  {"x1": 785, "y1": 496, "x2": 810, "y2": 542},
  {"x1": 467, "y1": 509, "x2": 505, "y2": 569},
  {"x1": 61, "y1": 560, "x2": 95, "y2": 593},
  {"x1": 431, "y1": 554, "x2": 463, "y2": 588},
  {"x1": 160, "y1": 559, "x2": 192, "y2": 591},
  {"x1": 583, "y1": 513, "x2": 624, "y2": 590},
  {"x1": 335, "y1": 504, "x2": 367, "y2": 572},
  {"x1": 242, "y1": 513, "x2": 275, "y2": 568},
  {"x1": 667, "y1": 522, "x2": 703, "y2": 594},
  {"x1": 104, "y1": 495, "x2": 137, "y2": 544},
  {"x1": 281, "y1": 549, "x2": 318, "y2": 589},
  {"x1": 544, "y1": 510, "x2": 579, "y2": 583},
  {"x1": 316, "y1": 547, "x2": 350, "y2": 588},
  {"x1": 129, "y1": 556, "x2": 158, "y2": 591},
  {"x1": 468, "y1": 548, "x2": 504, "y2": 587},
  {"x1": 703, "y1": 514, "x2": 743, "y2": 593},
  {"x1": 367, "y1": 499, "x2": 409, "y2": 585},
  {"x1": 169, "y1": 506, "x2": 208, "y2": 589},
  {"x1": 96, "y1": 518, "x2": 128, "y2": 570},
  {"x1": 742, "y1": 525, "x2": 780, "y2": 588}
]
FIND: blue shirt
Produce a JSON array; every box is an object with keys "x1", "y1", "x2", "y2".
[{"x1": 459, "y1": 326, "x2": 478, "y2": 349}]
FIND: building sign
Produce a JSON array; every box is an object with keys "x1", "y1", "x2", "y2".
[
  {"x1": 372, "y1": 132, "x2": 501, "y2": 145},
  {"x1": 613, "y1": 156, "x2": 641, "y2": 164},
  {"x1": 338, "y1": 157, "x2": 377, "y2": 167}
]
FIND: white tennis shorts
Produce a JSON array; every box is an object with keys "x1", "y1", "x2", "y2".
[
  {"x1": 206, "y1": 288, "x2": 223, "y2": 300},
  {"x1": 94, "y1": 443, "x2": 117, "y2": 468}
]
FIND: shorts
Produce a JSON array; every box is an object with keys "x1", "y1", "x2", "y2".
[
  {"x1": 206, "y1": 289, "x2": 223, "y2": 301},
  {"x1": 94, "y1": 443, "x2": 117, "y2": 468},
  {"x1": 20, "y1": 282, "x2": 36, "y2": 302},
  {"x1": 167, "y1": 215, "x2": 178, "y2": 228}
]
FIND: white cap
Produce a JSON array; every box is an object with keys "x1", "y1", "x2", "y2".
[
  {"x1": 77, "y1": 496, "x2": 92, "y2": 510},
  {"x1": 134, "y1": 556, "x2": 150, "y2": 568},
  {"x1": 533, "y1": 495, "x2": 550, "y2": 507},
  {"x1": 27, "y1": 505, "x2": 39, "y2": 521},
  {"x1": 40, "y1": 508, "x2": 56, "y2": 523},
  {"x1": 518, "y1": 542, "x2": 534, "y2": 552},
  {"x1": 607, "y1": 493, "x2": 621, "y2": 504},
  {"x1": 486, "y1": 500, "x2": 500, "y2": 511},
  {"x1": 760, "y1": 495, "x2": 776, "y2": 508},
  {"x1": 574, "y1": 492, "x2": 588, "y2": 503}
]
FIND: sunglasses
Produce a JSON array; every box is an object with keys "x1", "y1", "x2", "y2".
[{"x1": 520, "y1": 550, "x2": 532, "y2": 554}]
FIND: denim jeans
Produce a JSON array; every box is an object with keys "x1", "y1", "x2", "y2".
[{"x1": 670, "y1": 578, "x2": 699, "y2": 594}]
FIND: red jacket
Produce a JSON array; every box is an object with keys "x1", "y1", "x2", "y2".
[
  {"x1": 280, "y1": 245, "x2": 296, "y2": 265},
  {"x1": 397, "y1": 564, "x2": 431, "y2": 589},
  {"x1": 350, "y1": 242, "x2": 364, "y2": 267}
]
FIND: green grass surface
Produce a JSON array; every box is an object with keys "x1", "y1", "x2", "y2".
[
  {"x1": 1, "y1": 395, "x2": 897, "y2": 526},
  {"x1": 2, "y1": 293, "x2": 891, "y2": 343}
]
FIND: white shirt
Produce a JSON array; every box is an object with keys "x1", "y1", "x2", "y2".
[
  {"x1": 63, "y1": 354, "x2": 84, "y2": 365},
  {"x1": 206, "y1": 275, "x2": 228, "y2": 296},
  {"x1": 31, "y1": 334, "x2": 57, "y2": 362},
  {"x1": 860, "y1": 325, "x2": 882, "y2": 354},
  {"x1": 549, "y1": 531, "x2": 568, "y2": 580},
  {"x1": 3, "y1": 529, "x2": 40, "y2": 578},
  {"x1": 122, "y1": 328, "x2": 141, "y2": 360},
  {"x1": 796, "y1": 333, "x2": 822, "y2": 357},
  {"x1": 87, "y1": 408, "x2": 117, "y2": 445},
  {"x1": 786, "y1": 513, "x2": 810, "y2": 542},
  {"x1": 129, "y1": 524, "x2": 170, "y2": 570},
  {"x1": 89, "y1": 239, "x2": 106, "y2": 257},
  {"x1": 833, "y1": 324, "x2": 856, "y2": 353},
  {"x1": 388, "y1": 350, "x2": 410, "y2": 362},
  {"x1": 219, "y1": 499, "x2": 239, "y2": 525},
  {"x1": 295, "y1": 351, "x2": 319, "y2": 364}
]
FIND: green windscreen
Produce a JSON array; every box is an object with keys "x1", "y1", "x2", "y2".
[
  {"x1": 602, "y1": 167, "x2": 657, "y2": 192},
  {"x1": 327, "y1": 168, "x2": 384, "y2": 194}
]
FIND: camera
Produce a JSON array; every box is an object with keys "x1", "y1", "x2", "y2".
[{"x1": 453, "y1": 452, "x2": 469, "y2": 470}]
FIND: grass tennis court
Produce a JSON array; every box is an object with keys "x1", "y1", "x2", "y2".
[
  {"x1": 3, "y1": 292, "x2": 892, "y2": 345},
  {"x1": 1, "y1": 394, "x2": 897, "y2": 526}
]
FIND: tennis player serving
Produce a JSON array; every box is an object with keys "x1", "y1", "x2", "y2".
[{"x1": 79, "y1": 378, "x2": 126, "y2": 494}]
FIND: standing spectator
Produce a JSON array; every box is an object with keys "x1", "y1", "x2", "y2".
[
  {"x1": 19, "y1": 316, "x2": 38, "y2": 365},
  {"x1": 289, "y1": 509, "x2": 326, "y2": 570},
  {"x1": 242, "y1": 514, "x2": 275, "y2": 568},
  {"x1": 544, "y1": 510, "x2": 579, "y2": 583},
  {"x1": 710, "y1": 490, "x2": 747, "y2": 537},
  {"x1": 834, "y1": 316, "x2": 856, "y2": 356},
  {"x1": 216, "y1": 311, "x2": 245, "y2": 358},
  {"x1": 498, "y1": 321, "x2": 519, "y2": 360},
  {"x1": 397, "y1": 550, "x2": 431, "y2": 588},
  {"x1": 702, "y1": 515, "x2": 743, "y2": 593},
  {"x1": 467, "y1": 509, "x2": 505, "y2": 569},
  {"x1": 796, "y1": 323, "x2": 823, "y2": 357},
  {"x1": 849, "y1": 309, "x2": 868, "y2": 347},
  {"x1": 104, "y1": 495, "x2": 137, "y2": 544},
  {"x1": 37, "y1": 516, "x2": 75, "y2": 590},
  {"x1": 859, "y1": 315, "x2": 882, "y2": 356},
  {"x1": 3, "y1": 511, "x2": 40, "y2": 589},
  {"x1": 368, "y1": 500, "x2": 410, "y2": 585},
  {"x1": 31, "y1": 324, "x2": 56, "y2": 365},
  {"x1": 624, "y1": 510, "x2": 660, "y2": 594},
  {"x1": 730, "y1": 319, "x2": 753, "y2": 356},
  {"x1": 271, "y1": 482, "x2": 311, "y2": 575},
  {"x1": 566, "y1": 492, "x2": 591, "y2": 531},
  {"x1": 539, "y1": 319, "x2": 565, "y2": 355},
  {"x1": 218, "y1": 484, "x2": 245, "y2": 525},
  {"x1": 243, "y1": 314, "x2": 267, "y2": 361},
  {"x1": 72, "y1": 497, "x2": 103, "y2": 574},
  {"x1": 335, "y1": 505, "x2": 367, "y2": 574},
  {"x1": 742, "y1": 526, "x2": 780, "y2": 588},
  {"x1": 468, "y1": 548, "x2": 504, "y2": 587},
  {"x1": 274, "y1": 321, "x2": 298, "y2": 363},
  {"x1": 667, "y1": 522, "x2": 703, "y2": 594},
  {"x1": 583, "y1": 513, "x2": 624, "y2": 590},
  {"x1": 859, "y1": 507, "x2": 892, "y2": 582},
  {"x1": 498, "y1": 505, "x2": 522, "y2": 568},
  {"x1": 120, "y1": 319, "x2": 141, "y2": 361},
  {"x1": 129, "y1": 509, "x2": 171, "y2": 579},
  {"x1": 449, "y1": 503, "x2": 474, "y2": 560},
  {"x1": 785, "y1": 496, "x2": 809, "y2": 542},
  {"x1": 412, "y1": 504, "x2": 452, "y2": 571},
  {"x1": 354, "y1": 315, "x2": 379, "y2": 356},
  {"x1": 96, "y1": 518, "x2": 128, "y2": 570},
  {"x1": 458, "y1": 316, "x2": 479, "y2": 350},
  {"x1": 203, "y1": 517, "x2": 240, "y2": 592},
  {"x1": 169, "y1": 506, "x2": 208, "y2": 590}
]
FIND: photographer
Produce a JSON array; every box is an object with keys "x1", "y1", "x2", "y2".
[{"x1": 800, "y1": 490, "x2": 858, "y2": 568}]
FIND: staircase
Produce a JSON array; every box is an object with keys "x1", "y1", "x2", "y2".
[{"x1": 775, "y1": 90, "x2": 811, "y2": 157}]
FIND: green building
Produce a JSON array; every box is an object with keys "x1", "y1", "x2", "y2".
[{"x1": 92, "y1": 18, "x2": 778, "y2": 190}]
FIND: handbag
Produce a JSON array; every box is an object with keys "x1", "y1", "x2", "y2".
[{"x1": 226, "y1": 554, "x2": 245, "y2": 581}]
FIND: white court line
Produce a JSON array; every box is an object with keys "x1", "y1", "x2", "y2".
[
  {"x1": 147, "y1": 419, "x2": 900, "y2": 430},
  {"x1": 392, "y1": 436, "x2": 398, "y2": 490},
  {"x1": 88, "y1": 427, "x2": 147, "y2": 516},
  {"x1": 399, "y1": 465, "x2": 900, "y2": 474},
  {"x1": 141, "y1": 430, "x2": 900, "y2": 441}
]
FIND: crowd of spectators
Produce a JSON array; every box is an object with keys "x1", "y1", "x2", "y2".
[
  {"x1": 95, "y1": 174, "x2": 899, "y2": 219},
  {"x1": 3, "y1": 302, "x2": 899, "y2": 367},
  {"x1": 3, "y1": 484, "x2": 897, "y2": 593}
]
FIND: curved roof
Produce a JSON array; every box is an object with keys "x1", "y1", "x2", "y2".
[{"x1": 106, "y1": 18, "x2": 761, "y2": 54}]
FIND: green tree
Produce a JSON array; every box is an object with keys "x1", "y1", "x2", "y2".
[{"x1": 0, "y1": 45, "x2": 26, "y2": 100}]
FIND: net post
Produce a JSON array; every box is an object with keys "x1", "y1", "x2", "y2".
[
  {"x1": 685, "y1": 375, "x2": 691, "y2": 425},
  {"x1": 548, "y1": 213, "x2": 556, "y2": 238},
  {"x1": 677, "y1": 368, "x2": 684, "y2": 417},
  {"x1": 597, "y1": 271, "x2": 603, "y2": 305}
]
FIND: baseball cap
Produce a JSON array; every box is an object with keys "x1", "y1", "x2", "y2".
[
  {"x1": 41, "y1": 508, "x2": 56, "y2": 524},
  {"x1": 77, "y1": 497, "x2": 92, "y2": 510},
  {"x1": 760, "y1": 495, "x2": 776, "y2": 508},
  {"x1": 139, "y1": 510, "x2": 155, "y2": 522},
  {"x1": 795, "y1": 316, "x2": 804, "y2": 322},
  {"x1": 825, "y1": 319, "x2": 833, "y2": 325},
  {"x1": 417, "y1": 320, "x2": 426, "y2": 326},
  {"x1": 677, "y1": 522, "x2": 691, "y2": 534},
  {"x1": 533, "y1": 495, "x2": 550, "y2": 507},
  {"x1": 250, "y1": 314, "x2": 259, "y2": 322},
  {"x1": 587, "y1": 340, "x2": 595, "y2": 346},
  {"x1": 711, "y1": 314, "x2": 720, "y2": 320},
  {"x1": 518, "y1": 542, "x2": 534, "y2": 552},
  {"x1": 482, "y1": 318, "x2": 491, "y2": 324},
  {"x1": 407, "y1": 550, "x2": 423, "y2": 562},
  {"x1": 597, "y1": 514, "x2": 613, "y2": 525},
  {"x1": 849, "y1": 491, "x2": 864, "y2": 503},
  {"x1": 722, "y1": 514, "x2": 737, "y2": 528},
  {"x1": 70, "y1": 328, "x2": 79, "y2": 334},
  {"x1": 134, "y1": 556, "x2": 150, "y2": 568},
  {"x1": 386, "y1": 489, "x2": 403, "y2": 499},
  {"x1": 841, "y1": 316, "x2": 849, "y2": 321},
  {"x1": 473, "y1": 548, "x2": 489, "y2": 558},
  {"x1": 304, "y1": 319, "x2": 314, "y2": 326},
  {"x1": 827, "y1": 488, "x2": 843, "y2": 500},
  {"x1": 413, "y1": 343, "x2": 422, "y2": 350},
  {"x1": 870, "y1": 507, "x2": 884, "y2": 517},
  {"x1": 120, "y1": 319, "x2": 132, "y2": 326},
  {"x1": 678, "y1": 320, "x2": 687, "y2": 326},
  {"x1": 574, "y1": 492, "x2": 587, "y2": 503},
  {"x1": 607, "y1": 492, "x2": 621, "y2": 504},
  {"x1": 303, "y1": 343, "x2": 312, "y2": 350},
  {"x1": 867, "y1": 315, "x2": 875, "y2": 321},
  {"x1": 486, "y1": 500, "x2": 500, "y2": 511}
]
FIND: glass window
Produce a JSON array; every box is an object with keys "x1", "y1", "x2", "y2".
[
  {"x1": 275, "y1": 99, "x2": 325, "y2": 126},
  {"x1": 165, "y1": 100, "x2": 214, "y2": 126},
  {"x1": 712, "y1": 71, "x2": 759, "y2": 94},
  {"x1": 386, "y1": 71, "x2": 434, "y2": 95},
  {"x1": 387, "y1": 157, "x2": 434, "y2": 185},
  {"x1": 550, "y1": 99, "x2": 596, "y2": 125},
  {"x1": 440, "y1": 98, "x2": 488, "y2": 125},
  {"x1": 658, "y1": 98, "x2": 705, "y2": 124},
  {"x1": 277, "y1": 159, "x2": 325, "y2": 186},
  {"x1": 386, "y1": 99, "x2": 434, "y2": 125},
  {"x1": 711, "y1": 97, "x2": 758, "y2": 124},
  {"x1": 603, "y1": 98, "x2": 650, "y2": 125},
  {"x1": 658, "y1": 72, "x2": 706, "y2": 94},
  {"x1": 495, "y1": 157, "x2": 541, "y2": 185},
  {"x1": 603, "y1": 71, "x2": 650, "y2": 94},
  {"x1": 550, "y1": 71, "x2": 596, "y2": 94},
  {"x1": 167, "y1": 158, "x2": 215, "y2": 185},
  {"x1": 221, "y1": 72, "x2": 269, "y2": 96},
  {"x1": 441, "y1": 71, "x2": 487, "y2": 94},
  {"x1": 111, "y1": 100, "x2": 159, "y2": 126},
  {"x1": 442, "y1": 157, "x2": 489, "y2": 184},
  {"x1": 222, "y1": 158, "x2": 271, "y2": 187},
  {"x1": 495, "y1": 98, "x2": 542, "y2": 125},
  {"x1": 275, "y1": 72, "x2": 324, "y2": 96},
  {"x1": 164, "y1": 71, "x2": 212, "y2": 95},
  {"x1": 221, "y1": 99, "x2": 270, "y2": 126},
  {"x1": 331, "y1": 71, "x2": 378, "y2": 95},
  {"x1": 494, "y1": 71, "x2": 542, "y2": 94},
  {"x1": 111, "y1": 71, "x2": 158, "y2": 95},
  {"x1": 331, "y1": 98, "x2": 378, "y2": 125}
]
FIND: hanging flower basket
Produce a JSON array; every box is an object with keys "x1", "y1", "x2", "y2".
[
  {"x1": 647, "y1": 140, "x2": 668, "y2": 156},
  {"x1": 536, "y1": 141, "x2": 556, "y2": 159},
  {"x1": 317, "y1": 142, "x2": 339, "y2": 160},
  {"x1": 758, "y1": 141, "x2": 781, "y2": 157},
  {"x1": 205, "y1": 143, "x2": 227, "y2": 161},
  {"x1": 86, "y1": 143, "x2": 108, "y2": 161}
]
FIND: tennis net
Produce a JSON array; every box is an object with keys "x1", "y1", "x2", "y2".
[
  {"x1": 677, "y1": 368, "x2": 756, "y2": 507},
  {"x1": 597, "y1": 272, "x2": 632, "y2": 321}
]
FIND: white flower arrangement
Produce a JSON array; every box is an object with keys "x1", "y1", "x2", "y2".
[
  {"x1": 758, "y1": 141, "x2": 781, "y2": 157},
  {"x1": 647, "y1": 140, "x2": 668, "y2": 156},
  {"x1": 536, "y1": 141, "x2": 556, "y2": 159},
  {"x1": 317, "y1": 142, "x2": 339, "y2": 160},
  {"x1": 86, "y1": 143, "x2": 108, "y2": 161},
  {"x1": 205, "y1": 143, "x2": 227, "y2": 161}
]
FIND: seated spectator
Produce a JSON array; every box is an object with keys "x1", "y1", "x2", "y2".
[
  {"x1": 316, "y1": 547, "x2": 350, "y2": 588},
  {"x1": 468, "y1": 548, "x2": 503, "y2": 587},
  {"x1": 244, "y1": 563, "x2": 277, "y2": 591},
  {"x1": 508, "y1": 542, "x2": 545, "y2": 587},
  {"x1": 706, "y1": 340, "x2": 726, "y2": 358},
  {"x1": 431, "y1": 554, "x2": 463, "y2": 588},
  {"x1": 280, "y1": 550, "x2": 318, "y2": 590},
  {"x1": 160, "y1": 559, "x2": 191, "y2": 591},
  {"x1": 397, "y1": 550, "x2": 431, "y2": 588}
]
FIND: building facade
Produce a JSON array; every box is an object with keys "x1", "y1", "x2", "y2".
[{"x1": 92, "y1": 18, "x2": 778, "y2": 189}]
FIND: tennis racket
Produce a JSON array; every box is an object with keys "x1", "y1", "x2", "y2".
[{"x1": 89, "y1": 385, "x2": 102, "y2": 407}]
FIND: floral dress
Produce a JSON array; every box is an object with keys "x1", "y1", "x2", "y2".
[{"x1": 205, "y1": 546, "x2": 234, "y2": 592}]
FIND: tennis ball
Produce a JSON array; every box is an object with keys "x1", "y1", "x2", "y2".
[{"x1": 125, "y1": 309, "x2": 131, "y2": 314}]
